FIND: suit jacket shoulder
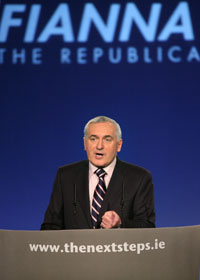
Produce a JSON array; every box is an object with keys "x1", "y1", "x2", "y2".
[
  {"x1": 116, "y1": 158, "x2": 152, "y2": 182},
  {"x1": 56, "y1": 160, "x2": 89, "y2": 183},
  {"x1": 58, "y1": 160, "x2": 89, "y2": 173}
]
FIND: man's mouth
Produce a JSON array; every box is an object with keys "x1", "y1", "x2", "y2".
[{"x1": 95, "y1": 153, "x2": 104, "y2": 159}]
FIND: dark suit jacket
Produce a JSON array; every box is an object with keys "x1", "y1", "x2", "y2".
[{"x1": 41, "y1": 158, "x2": 155, "y2": 230}]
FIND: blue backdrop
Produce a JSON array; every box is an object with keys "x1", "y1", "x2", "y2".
[{"x1": 0, "y1": 0, "x2": 199, "y2": 230}]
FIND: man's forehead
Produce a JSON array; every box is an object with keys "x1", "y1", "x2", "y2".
[{"x1": 87, "y1": 122, "x2": 116, "y2": 134}]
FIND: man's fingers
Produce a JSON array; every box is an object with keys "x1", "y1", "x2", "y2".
[{"x1": 101, "y1": 211, "x2": 121, "y2": 229}]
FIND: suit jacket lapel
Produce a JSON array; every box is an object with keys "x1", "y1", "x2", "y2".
[{"x1": 75, "y1": 161, "x2": 93, "y2": 228}]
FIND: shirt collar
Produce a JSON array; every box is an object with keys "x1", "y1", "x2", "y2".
[{"x1": 89, "y1": 157, "x2": 117, "y2": 177}]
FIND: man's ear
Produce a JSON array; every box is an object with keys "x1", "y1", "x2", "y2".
[
  {"x1": 83, "y1": 137, "x2": 87, "y2": 151},
  {"x1": 117, "y1": 139, "x2": 123, "y2": 152}
]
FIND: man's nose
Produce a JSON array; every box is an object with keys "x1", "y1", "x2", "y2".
[{"x1": 96, "y1": 139, "x2": 104, "y2": 149}]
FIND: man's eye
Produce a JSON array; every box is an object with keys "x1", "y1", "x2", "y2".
[
  {"x1": 90, "y1": 137, "x2": 96, "y2": 141},
  {"x1": 105, "y1": 138, "x2": 112, "y2": 142}
]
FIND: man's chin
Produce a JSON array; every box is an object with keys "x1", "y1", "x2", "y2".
[{"x1": 90, "y1": 159, "x2": 108, "y2": 168}]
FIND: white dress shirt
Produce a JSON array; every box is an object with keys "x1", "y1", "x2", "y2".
[{"x1": 88, "y1": 157, "x2": 117, "y2": 212}]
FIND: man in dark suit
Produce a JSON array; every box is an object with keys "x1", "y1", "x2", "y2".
[{"x1": 41, "y1": 116, "x2": 155, "y2": 230}]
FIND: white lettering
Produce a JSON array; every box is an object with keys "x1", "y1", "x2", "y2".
[
  {"x1": 0, "y1": 3, "x2": 197, "y2": 44},
  {"x1": 61, "y1": 48, "x2": 71, "y2": 63},
  {"x1": 109, "y1": 47, "x2": 121, "y2": 63},
  {"x1": 145, "y1": 242, "x2": 151, "y2": 250},
  {"x1": 77, "y1": 47, "x2": 87, "y2": 64},
  {"x1": 70, "y1": 242, "x2": 78, "y2": 253},
  {"x1": 159, "y1": 241, "x2": 166, "y2": 249},
  {"x1": 103, "y1": 245, "x2": 111, "y2": 252},
  {"x1": 24, "y1": 5, "x2": 41, "y2": 42},
  {"x1": 32, "y1": 48, "x2": 42, "y2": 64},
  {"x1": 168, "y1": 46, "x2": 182, "y2": 62},
  {"x1": 187, "y1": 46, "x2": 200, "y2": 62},
  {"x1": 38, "y1": 4, "x2": 74, "y2": 42},
  {"x1": 119, "y1": 3, "x2": 162, "y2": 42},
  {"x1": 12, "y1": 48, "x2": 26, "y2": 64},
  {"x1": 93, "y1": 47, "x2": 104, "y2": 63},
  {"x1": 78, "y1": 4, "x2": 120, "y2": 42},
  {"x1": 96, "y1": 245, "x2": 103, "y2": 253},
  {"x1": 129, "y1": 243, "x2": 136, "y2": 251},
  {"x1": 79, "y1": 245, "x2": 86, "y2": 253},
  {"x1": 127, "y1": 47, "x2": 138, "y2": 63},
  {"x1": 158, "y1": 2, "x2": 194, "y2": 41},
  {"x1": 157, "y1": 47, "x2": 163, "y2": 62},
  {"x1": 0, "y1": 5, "x2": 26, "y2": 42},
  {"x1": 0, "y1": 48, "x2": 6, "y2": 63},
  {"x1": 154, "y1": 239, "x2": 159, "y2": 250},
  {"x1": 144, "y1": 47, "x2": 152, "y2": 63},
  {"x1": 137, "y1": 243, "x2": 145, "y2": 254}
]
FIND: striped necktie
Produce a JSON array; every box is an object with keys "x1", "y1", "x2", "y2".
[{"x1": 91, "y1": 169, "x2": 107, "y2": 229}]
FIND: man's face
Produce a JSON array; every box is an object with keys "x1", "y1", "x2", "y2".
[{"x1": 84, "y1": 122, "x2": 122, "y2": 167}]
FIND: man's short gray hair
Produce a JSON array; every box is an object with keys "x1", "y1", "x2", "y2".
[{"x1": 84, "y1": 116, "x2": 122, "y2": 141}]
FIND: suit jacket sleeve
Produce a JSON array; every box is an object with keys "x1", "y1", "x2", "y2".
[
  {"x1": 121, "y1": 171, "x2": 155, "y2": 228},
  {"x1": 41, "y1": 168, "x2": 65, "y2": 230}
]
